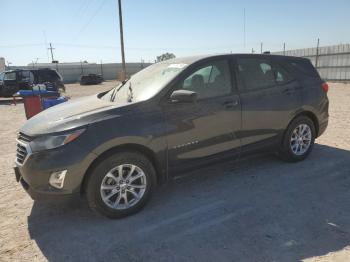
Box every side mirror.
[170,90,197,103]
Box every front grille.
[18,133,33,143]
[16,132,32,165]
[16,143,28,165]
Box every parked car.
[14,54,329,218]
[80,74,103,85]
[0,68,65,97]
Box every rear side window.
[288,59,319,78]
[35,70,60,83]
[19,71,34,83]
[237,58,275,90]
[274,63,294,84]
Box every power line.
[0,43,44,48]
[73,0,107,40]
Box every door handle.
[223,100,239,107]
[282,88,295,95]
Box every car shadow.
[28,144,350,261]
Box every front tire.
[279,116,316,162]
[86,151,156,219]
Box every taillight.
[322,82,329,93]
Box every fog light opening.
[49,170,67,189]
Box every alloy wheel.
[290,124,312,156]
[100,164,147,210]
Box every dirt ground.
[0,81,349,261]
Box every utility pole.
[283,43,286,55]
[117,0,126,81]
[315,38,320,69]
[80,61,84,75]
[260,42,263,54]
[48,43,55,63]
[243,8,246,49]
[100,60,103,77]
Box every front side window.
[237,58,275,90]
[0,72,4,81]
[180,60,232,99]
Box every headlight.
[30,129,86,152]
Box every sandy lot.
[0,81,349,261]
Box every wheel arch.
[281,111,319,146]
[80,143,166,194]
[292,111,319,137]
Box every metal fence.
[8,62,151,83]
[274,44,350,81]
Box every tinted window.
[274,63,293,84]
[237,58,275,90]
[4,72,16,81]
[20,71,34,82]
[289,59,319,78]
[181,60,232,99]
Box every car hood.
[20,95,123,136]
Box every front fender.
[85,106,168,180]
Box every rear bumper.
[318,118,328,137]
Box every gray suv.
[14,54,329,218]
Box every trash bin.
[42,96,68,110]
[17,90,60,119]
[23,95,42,119]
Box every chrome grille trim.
[18,133,33,143]
[15,139,32,166]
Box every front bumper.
[14,142,97,200]
[14,166,78,200]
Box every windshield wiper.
[127,82,133,102]
[110,78,129,102]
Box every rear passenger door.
[235,55,302,150]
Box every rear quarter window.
[287,59,320,79]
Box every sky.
[1,0,350,65]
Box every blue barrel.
[17,90,60,97]
[42,97,68,109]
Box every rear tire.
[86,151,156,219]
[279,116,316,162]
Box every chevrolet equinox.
[14,54,329,218]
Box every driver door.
[161,58,241,174]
